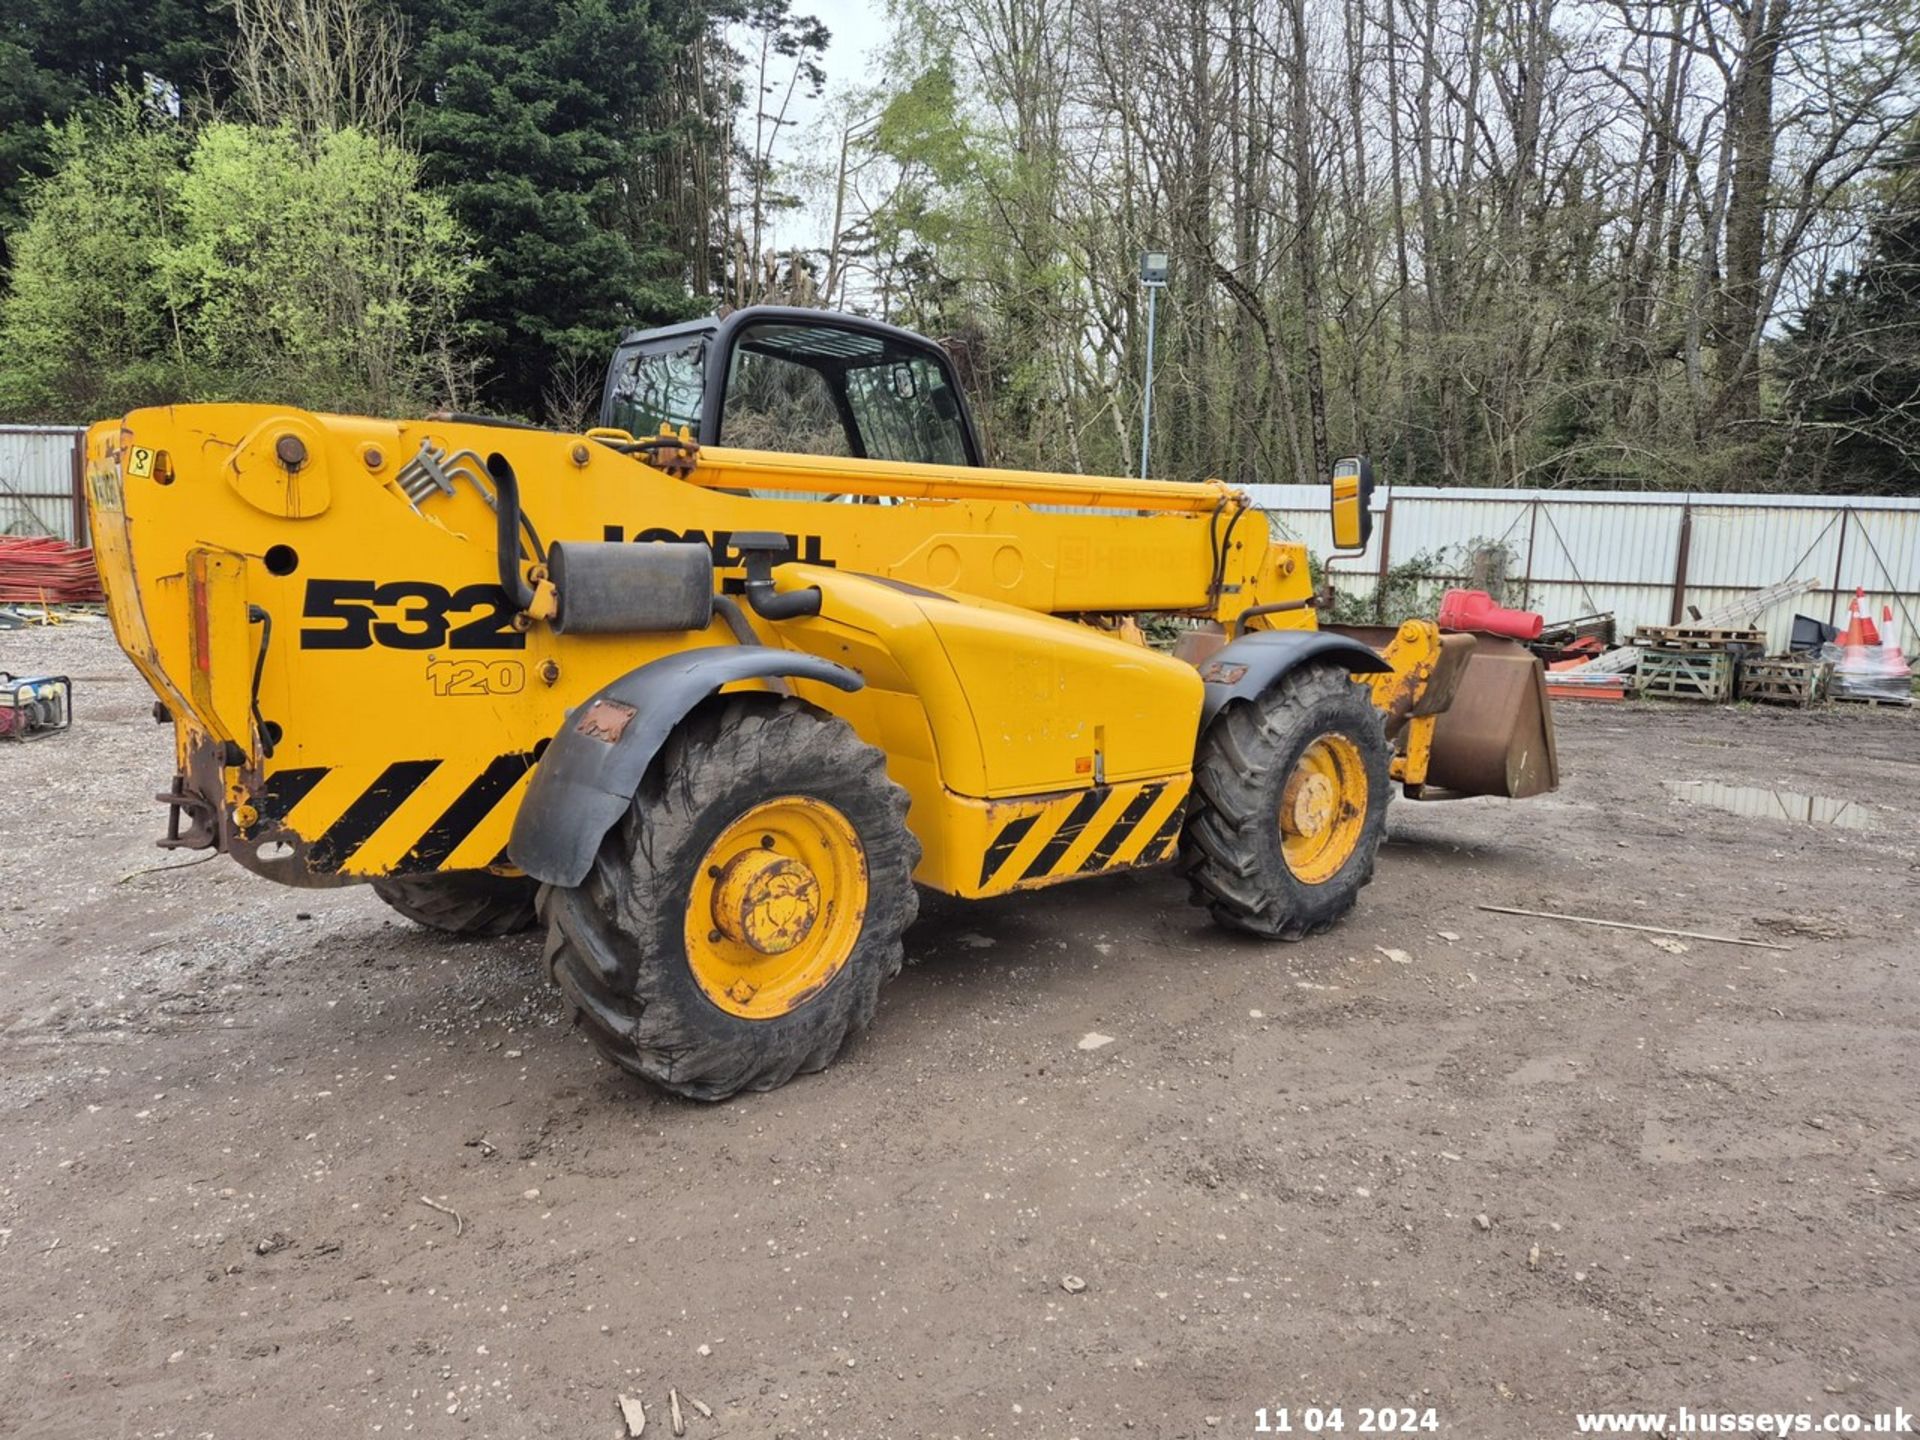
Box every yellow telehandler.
[87,307,1556,1099]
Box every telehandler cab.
[88,306,1556,1099]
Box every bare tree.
[811,0,1918,490]
[231,0,406,136]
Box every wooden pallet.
[1635,649,1733,702]
[1738,657,1830,708]
[1831,691,1915,708]
[1631,624,1766,652]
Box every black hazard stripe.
[307,759,442,872]
[405,749,540,871]
[978,781,1189,891]
[1141,800,1187,861]
[254,766,328,824]
[1015,787,1111,882]
[1076,783,1166,873]
[978,813,1040,888]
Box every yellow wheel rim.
[685,796,868,1020]
[1279,733,1369,885]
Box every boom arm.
[676,443,1235,513]
[600,433,1307,630]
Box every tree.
[164,122,471,413]
[804,0,1918,492]
[231,0,407,137]
[1777,145,1920,495]
[0,98,189,418]
[0,94,471,419]
[717,0,830,308]
[0,0,236,269]
[394,0,719,418]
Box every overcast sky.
[763,0,892,251]
[812,0,891,72]
[776,0,892,147]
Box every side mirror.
[1329,455,1375,552]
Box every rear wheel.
[1181,662,1391,939]
[541,696,919,1101]
[371,871,540,937]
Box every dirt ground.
[1,620,1916,1440]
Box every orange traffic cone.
[1836,588,1881,650]
[1881,605,1911,679]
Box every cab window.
[606,338,705,437]
[718,321,972,467]
[845,356,969,467]
[723,343,854,457]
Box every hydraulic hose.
[734,530,823,620]
[743,571,823,620]
[485,453,537,611]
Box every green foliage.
[834,22,1108,474]
[871,66,972,194]
[1308,548,1448,626]
[1313,533,1543,623]
[395,0,715,417]
[0,0,236,265]
[164,123,472,413]
[0,99,187,418]
[0,1,804,423]
[0,96,471,419]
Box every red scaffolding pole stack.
[0,535,105,604]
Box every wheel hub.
[1276,732,1370,885]
[711,848,821,955]
[684,796,869,1021]
[1283,771,1336,838]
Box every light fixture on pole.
[1138,250,1168,479]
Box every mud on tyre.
[541,695,919,1101]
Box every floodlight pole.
[1139,251,1168,479]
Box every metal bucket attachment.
[1416,638,1559,799]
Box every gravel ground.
[1,620,1916,1440]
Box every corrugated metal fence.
[1,423,1914,650]
[0,425,86,543]
[1248,484,1920,652]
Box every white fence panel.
[0,425,85,542]
[1245,483,1920,651]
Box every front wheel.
[1181,662,1391,939]
[541,696,920,1101]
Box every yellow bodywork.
[85,403,1441,900]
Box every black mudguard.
[1197,630,1392,725]
[509,646,864,888]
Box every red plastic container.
[1437,588,1543,641]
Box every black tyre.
[371,870,541,937]
[541,695,919,1101]
[1181,662,1392,939]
